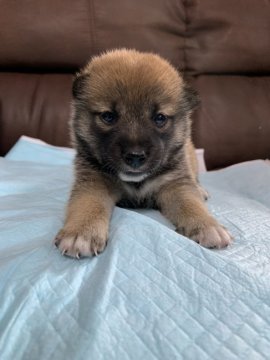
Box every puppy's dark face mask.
[72,53,198,183]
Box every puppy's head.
[72,49,198,182]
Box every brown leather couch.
[1,0,270,170]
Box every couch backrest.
[1,0,269,169]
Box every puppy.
[55,49,232,258]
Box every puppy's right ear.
[72,73,89,100]
[181,84,200,113]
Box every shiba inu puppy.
[55,49,232,258]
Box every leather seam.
[86,0,97,57]
[183,0,191,76]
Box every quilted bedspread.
[0,137,270,360]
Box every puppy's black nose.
[124,152,146,168]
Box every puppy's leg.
[186,139,209,201]
[157,182,232,248]
[55,176,116,258]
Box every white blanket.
[0,137,270,359]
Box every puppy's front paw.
[177,222,232,249]
[54,226,108,259]
[191,224,232,249]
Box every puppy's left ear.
[181,84,200,113]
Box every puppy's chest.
[117,182,158,210]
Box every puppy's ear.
[181,84,200,113]
[72,73,89,100]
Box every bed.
[1,137,270,359]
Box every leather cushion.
[192,75,270,169]
[0,0,186,71]
[186,0,270,75]
[0,73,72,155]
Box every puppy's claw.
[54,237,60,248]
[61,249,67,256]
[76,252,81,260]
[198,186,209,201]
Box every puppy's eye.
[153,113,168,128]
[100,111,117,125]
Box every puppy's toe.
[191,225,233,249]
[90,236,107,256]
[198,185,209,201]
[54,228,107,259]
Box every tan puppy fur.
[55,49,232,258]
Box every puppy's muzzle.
[123,151,146,169]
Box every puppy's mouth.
[118,171,149,183]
